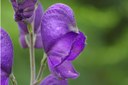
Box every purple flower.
[10,0,37,22]
[11,0,43,48]
[41,3,86,84]
[40,74,68,85]
[0,28,13,85]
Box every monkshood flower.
[10,0,37,22]
[41,3,86,84]
[10,0,43,48]
[0,28,13,85]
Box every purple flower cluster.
[1,1,86,85]
[0,28,13,85]
[40,3,86,85]
[11,0,43,48]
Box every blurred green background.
[1,0,128,85]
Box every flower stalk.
[34,53,47,85]
[28,24,36,85]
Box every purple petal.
[19,32,43,48]
[34,32,43,48]
[47,32,78,67]
[1,70,9,85]
[18,21,28,34]
[10,0,18,11]
[0,28,13,74]
[19,32,28,48]
[41,3,78,52]
[48,59,79,79]
[47,31,86,67]
[40,74,68,85]
[34,3,43,33]
[11,0,37,22]
[50,3,76,26]
[18,22,28,48]
[67,32,86,61]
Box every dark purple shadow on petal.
[48,58,79,79]
[40,74,68,85]
[47,32,78,67]
[1,28,13,74]
[67,32,86,61]
[55,61,79,79]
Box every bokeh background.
[1,0,128,85]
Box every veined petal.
[41,3,78,52]
[0,28,13,74]
[40,74,68,85]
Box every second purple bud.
[10,0,43,48]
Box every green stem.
[28,24,36,85]
[34,53,47,85]
[10,73,17,85]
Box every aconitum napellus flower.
[40,3,86,84]
[10,0,43,48]
[10,0,37,22]
[0,28,13,85]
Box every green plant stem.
[10,73,17,85]
[34,53,47,85]
[28,25,36,85]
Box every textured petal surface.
[48,58,79,79]
[0,28,13,74]
[50,3,76,26]
[41,3,78,52]
[40,74,68,85]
